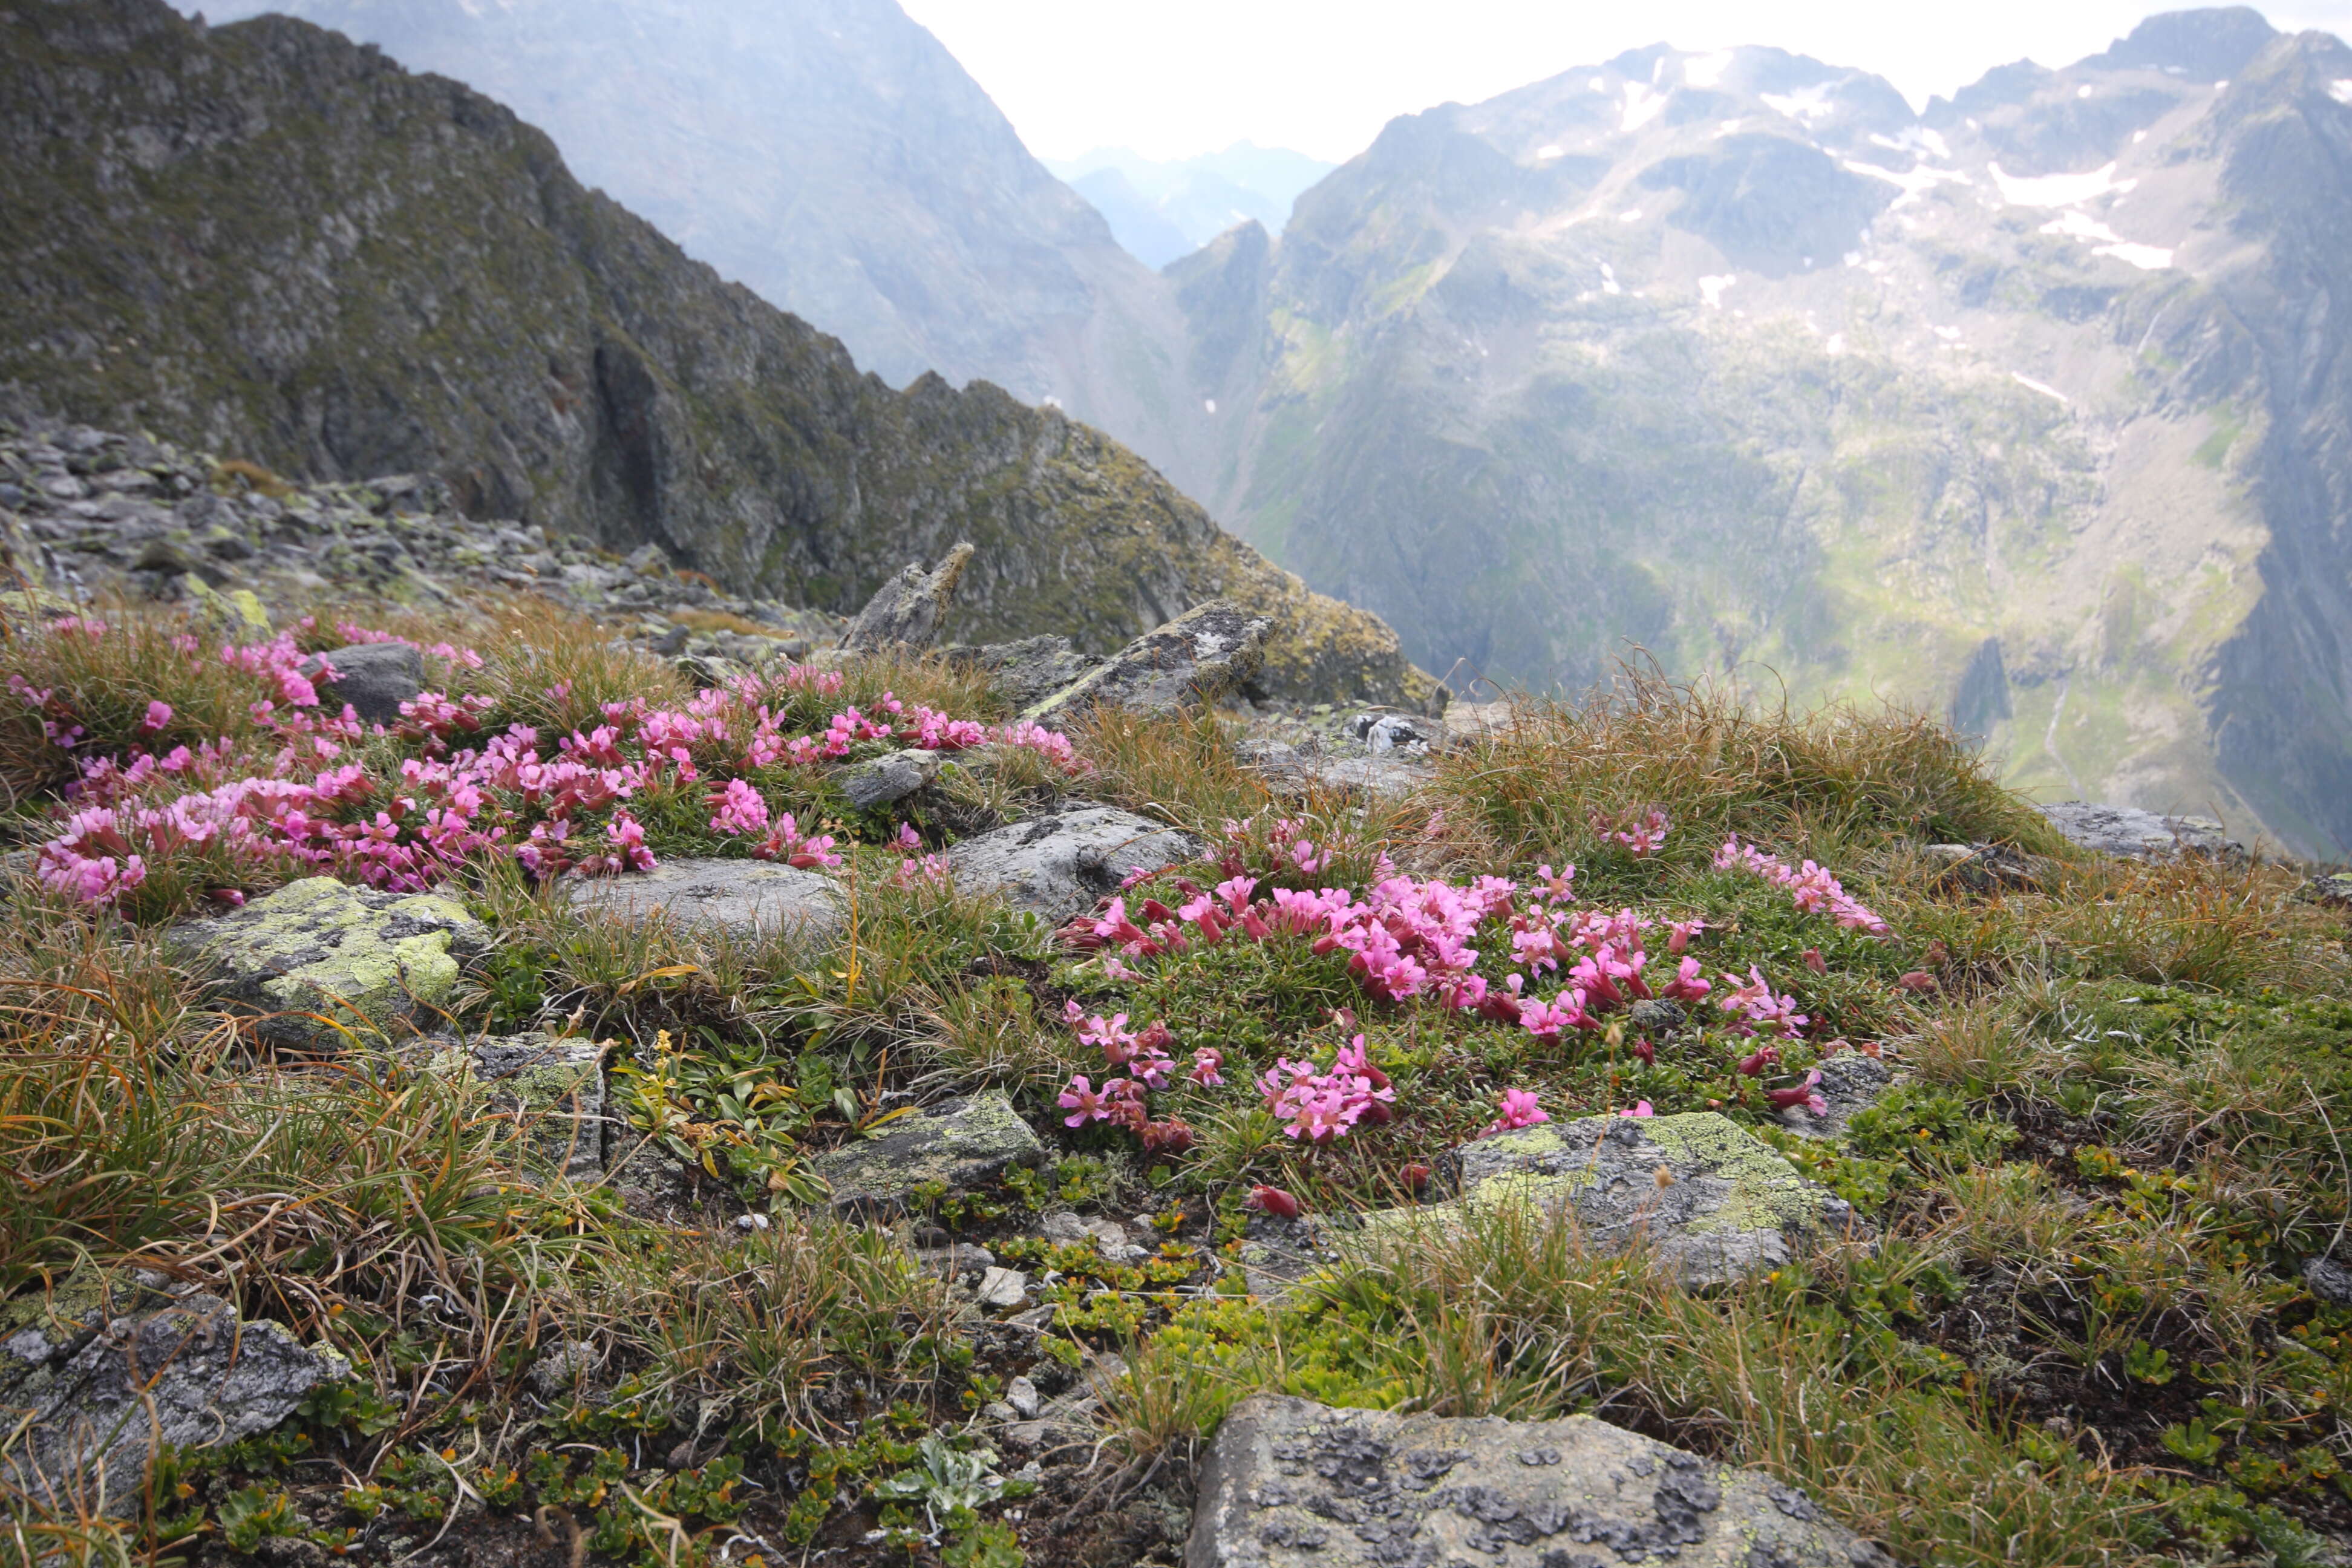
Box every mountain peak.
[2082,7,2278,80]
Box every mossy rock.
[812,1090,1045,1218]
[1366,1112,1854,1285]
[425,1033,607,1180]
[169,876,491,1051]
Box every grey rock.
[965,634,1104,710]
[1376,1112,1852,1285]
[304,641,426,725]
[1625,998,1687,1035]
[429,1034,606,1179]
[947,804,1203,924]
[169,876,491,1051]
[1923,841,2045,890]
[913,1243,997,1279]
[1025,599,1273,727]
[564,858,844,942]
[1007,1374,1041,1419]
[1188,1395,1892,1568]
[1305,754,1433,802]
[1781,1051,1894,1140]
[1,1275,341,1515]
[838,748,942,809]
[1351,711,1439,754]
[2305,873,2352,909]
[527,1339,601,1400]
[843,542,974,652]
[2305,1256,2352,1307]
[2038,803,2246,862]
[976,1267,1030,1309]
[812,1089,1045,1217]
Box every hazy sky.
[898,0,2352,163]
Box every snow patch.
[1685,50,1734,88]
[1845,159,1972,200]
[1203,399,1217,415]
[1589,76,1608,92]
[1537,144,1566,160]
[1988,161,2135,207]
[1699,275,1736,309]
[1761,83,1836,124]
[1870,127,1953,161]
[2096,241,2174,270]
[1618,208,1644,223]
[2040,209,2174,270]
[2133,129,2149,143]
[1040,396,1063,410]
[2041,210,2122,244]
[1934,325,1962,342]
[2011,373,2070,404]
[2077,84,2095,99]
[2331,80,2352,105]
[1601,263,1622,296]
[1621,82,1667,134]
[1825,333,1846,356]
[1714,120,1744,137]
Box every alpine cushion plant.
[10,613,1083,920]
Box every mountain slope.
[1051,144,1338,267]
[0,0,1430,704]
[188,0,1206,474]
[1175,8,2352,854]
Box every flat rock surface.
[1025,599,1272,727]
[947,805,1204,924]
[965,634,1103,710]
[566,858,843,941]
[1388,1112,1852,1285]
[1189,1394,1892,1568]
[169,875,489,1050]
[814,1089,1045,1215]
[2039,802,2244,861]
[1,1275,340,1514]
[1780,1052,1893,1140]
[838,748,941,809]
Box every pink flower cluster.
[1258,1035,1396,1142]
[1478,1087,1549,1138]
[1593,808,1671,856]
[1713,836,1888,935]
[1719,965,1809,1037]
[1056,1004,1219,1154]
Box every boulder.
[2304,873,2352,909]
[1383,1112,1852,1285]
[1,1274,341,1515]
[428,1034,606,1179]
[812,1089,1045,1217]
[1780,1051,1894,1140]
[1024,600,1273,728]
[841,542,975,652]
[302,641,425,724]
[2038,802,2245,861]
[963,634,1103,710]
[565,859,843,942]
[947,805,1204,924]
[170,876,490,1050]
[838,748,942,810]
[2304,1255,2352,1308]
[1188,1395,1893,1568]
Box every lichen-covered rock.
[960,634,1103,710]
[428,1034,606,1179]
[1189,1395,1893,1568]
[169,876,490,1050]
[1024,600,1273,728]
[841,543,974,652]
[1,1273,342,1515]
[2038,802,2246,861]
[2304,873,2352,909]
[947,805,1204,924]
[565,860,843,941]
[812,1089,1045,1217]
[1381,1112,1852,1285]
[838,748,942,810]
[1781,1052,1893,1140]
[304,641,425,724]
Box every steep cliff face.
[1174,8,2352,854]
[0,0,1429,704]
[186,0,1212,488]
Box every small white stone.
[976,1267,1029,1308]
[1007,1375,1041,1419]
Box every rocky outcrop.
[0,0,1432,710]
[843,544,975,653]
[305,642,425,725]
[1025,600,1272,727]
[1,1273,340,1515]
[169,876,491,1050]
[2038,802,2246,861]
[1189,1395,1895,1567]
[426,1033,607,1180]
[946,806,1204,925]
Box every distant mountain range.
[151,1,2352,854]
[1047,145,1337,268]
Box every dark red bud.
[1246,1185,1300,1219]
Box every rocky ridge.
[0,0,1434,711]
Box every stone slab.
[565,858,844,941]
[812,1089,1045,1216]
[2038,802,2244,861]
[947,805,1204,924]
[1189,1395,1893,1568]
[1024,599,1272,728]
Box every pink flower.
[706,778,770,836]
[1478,1088,1549,1138]
[140,700,173,734]
[1246,1185,1301,1219]
[1767,1069,1829,1118]
[1058,1074,1122,1127]
[1618,1100,1655,1119]
[1665,917,1707,955]
[1187,1048,1226,1087]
